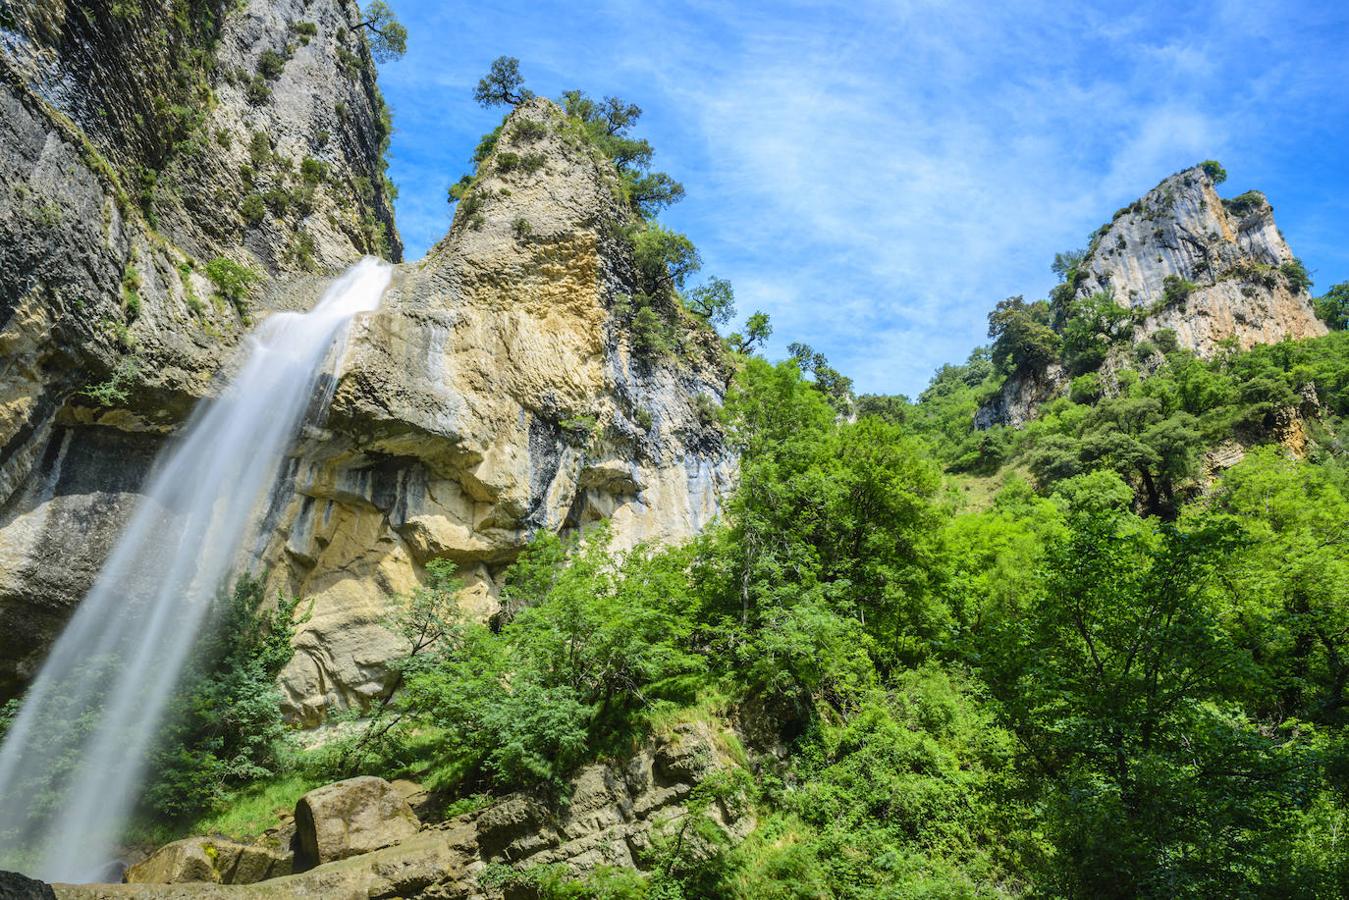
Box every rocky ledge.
[47,721,750,899]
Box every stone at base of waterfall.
[293,776,421,870]
[0,869,56,899]
[122,838,290,885]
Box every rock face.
[262,98,735,724]
[52,721,749,899]
[0,11,734,716]
[977,164,1327,427]
[0,868,57,900]
[0,0,398,697]
[293,776,421,869]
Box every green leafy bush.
[204,257,259,316]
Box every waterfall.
[0,257,392,882]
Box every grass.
[189,773,324,841]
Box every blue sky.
[375,0,1349,397]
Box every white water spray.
[0,257,391,882]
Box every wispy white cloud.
[380,0,1349,395]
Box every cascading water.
[0,257,391,882]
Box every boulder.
[0,869,56,900]
[123,837,290,885]
[293,776,421,870]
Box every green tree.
[988,295,1059,374]
[1314,281,1349,330]
[474,56,532,107]
[356,1,408,63]
[685,276,735,326]
[985,482,1315,895]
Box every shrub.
[1152,327,1180,353]
[245,75,271,105]
[121,264,142,320]
[1161,274,1196,307]
[241,193,266,225]
[1200,159,1227,183]
[511,217,532,241]
[1222,190,1265,218]
[511,118,548,142]
[1069,372,1103,404]
[143,577,305,822]
[300,157,328,184]
[1313,282,1348,330]
[1280,257,1312,293]
[204,257,259,315]
[256,49,286,80]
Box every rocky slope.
[976,164,1327,427]
[0,9,733,715]
[50,721,750,898]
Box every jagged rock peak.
[1073,163,1325,355]
[975,164,1327,429]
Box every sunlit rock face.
[976,165,1327,428]
[0,0,735,727]
[260,99,736,724]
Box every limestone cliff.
[0,10,733,717]
[256,99,735,725]
[976,164,1327,427]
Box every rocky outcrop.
[53,722,750,899]
[0,26,734,715]
[261,98,735,723]
[293,776,420,869]
[0,868,57,899]
[977,164,1327,427]
[124,839,289,887]
[1077,165,1324,352]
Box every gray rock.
[0,869,56,900]
[293,776,421,870]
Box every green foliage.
[556,88,685,218]
[204,256,259,316]
[81,356,142,407]
[120,263,142,320]
[988,295,1059,374]
[631,223,701,294]
[357,1,407,63]
[1161,273,1196,307]
[727,310,772,355]
[241,192,265,225]
[1282,256,1313,293]
[1315,281,1349,330]
[787,342,854,412]
[255,48,286,81]
[1059,289,1134,374]
[371,533,706,794]
[1200,159,1228,183]
[138,340,1349,896]
[474,56,532,107]
[142,577,305,822]
[684,276,735,326]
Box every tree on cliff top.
[355,1,408,63]
[475,56,533,107]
